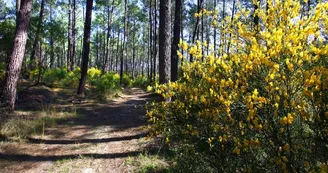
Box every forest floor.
[0,85,164,173]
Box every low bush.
[148,1,328,172]
[36,66,149,97]
[43,68,69,86]
[133,75,151,88]
[59,68,81,89]
[92,72,120,94]
[122,74,133,88]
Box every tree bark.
[16,0,21,25]
[201,1,204,59]
[37,37,43,83]
[159,0,171,84]
[132,21,136,78]
[149,0,153,80]
[140,45,144,77]
[214,0,217,52]
[180,0,184,60]
[120,0,128,84]
[109,28,115,71]
[171,0,181,82]
[50,4,55,68]
[79,36,83,67]
[190,0,202,62]
[77,0,93,96]
[125,15,130,75]
[59,42,63,68]
[221,0,226,54]
[254,0,259,27]
[104,0,115,73]
[2,0,32,112]
[115,29,120,72]
[99,31,103,68]
[62,39,66,67]
[153,0,157,82]
[71,0,77,71]
[30,0,45,69]
[67,0,72,72]
[95,28,99,68]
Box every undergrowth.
[31,67,151,98]
[0,106,77,138]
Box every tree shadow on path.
[0,88,162,172]
[25,133,147,144]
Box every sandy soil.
[0,87,158,173]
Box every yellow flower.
[189,46,196,55]
[213,20,217,26]
[203,41,208,47]
[194,13,199,18]
[182,42,188,51]
[177,50,183,59]
[203,9,207,14]
[253,89,259,97]
[147,86,153,92]
[165,137,169,144]
[178,38,182,47]
[274,64,280,70]
[287,113,294,124]
[200,95,206,103]
[320,163,328,173]
[233,148,241,155]
[280,116,288,125]
[274,103,279,109]
[218,136,223,142]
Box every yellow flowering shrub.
[148,0,328,172]
[87,67,102,79]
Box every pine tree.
[2,0,33,112]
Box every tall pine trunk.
[171,0,181,82]
[62,39,66,67]
[16,0,21,24]
[30,0,45,69]
[120,0,127,84]
[50,4,55,68]
[67,0,72,72]
[77,0,93,96]
[95,29,99,67]
[71,0,77,71]
[214,0,217,52]
[180,0,184,61]
[149,0,153,80]
[153,0,157,82]
[159,0,171,84]
[2,0,32,112]
[104,6,110,72]
[115,29,120,72]
[190,0,202,62]
[109,29,114,71]
[132,22,136,78]
[221,0,226,54]
[104,0,115,73]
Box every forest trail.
[0,88,158,173]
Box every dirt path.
[0,88,157,173]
